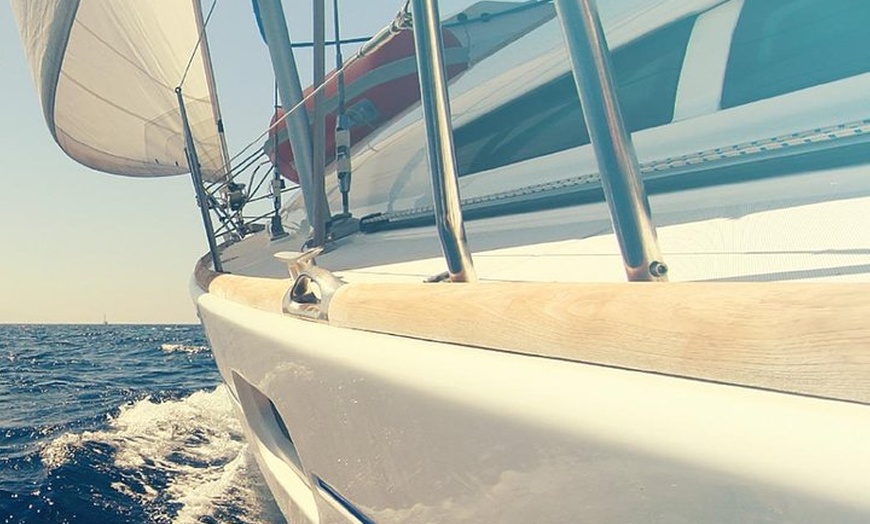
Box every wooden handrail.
[194,254,289,314]
[329,281,870,404]
[194,255,870,404]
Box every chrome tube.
[410,0,476,282]
[357,7,411,58]
[311,0,328,247]
[176,87,223,273]
[358,24,395,58]
[252,0,316,229]
[332,0,345,114]
[554,0,667,281]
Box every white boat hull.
[195,284,870,524]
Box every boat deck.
[220,163,870,285]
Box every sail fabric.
[10,0,226,180]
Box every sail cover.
[10,0,227,180]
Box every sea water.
[0,324,286,524]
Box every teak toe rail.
[195,260,870,405]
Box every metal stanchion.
[554,0,667,281]
[410,0,477,282]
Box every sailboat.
[10,0,870,522]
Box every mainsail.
[10,0,228,181]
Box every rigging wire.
[196,0,556,181]
[270,80,282,182]
[220,60,351,176]
[208,147,265,191]
[191,0,559,241]
[248,164,274,199]
[216,0,421,178]
[247,162,264,195]
[290,36,370,48]
[179,0,219,88]
[333,0,346,115]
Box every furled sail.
[10,0,228,180]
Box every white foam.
[40,385,279,523]
[159,343,211,354]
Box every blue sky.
[0,1,469,324]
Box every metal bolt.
[649,261,668,278]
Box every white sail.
[10,0,227,180]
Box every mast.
[252,0,317,230]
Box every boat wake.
[159,343,211,354]
[36,386,284,524]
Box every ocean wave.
[159,343,211,354]
[39,385,281,524]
